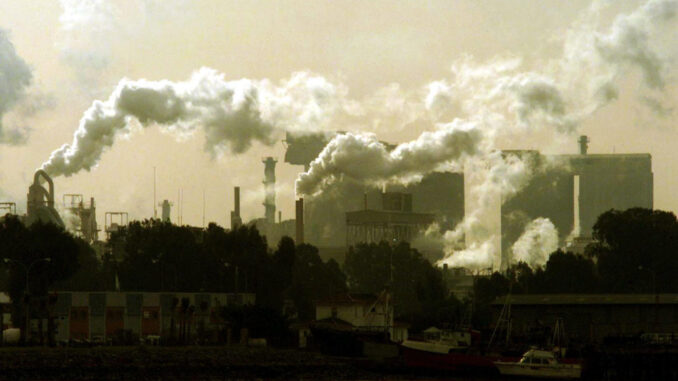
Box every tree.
[472,271,510,329]
[114,220,203,291]
[288,244,347,320]
[344,242,453,329]
[538,250,597,293]
[0,216,81,343]
[591,208,678,293]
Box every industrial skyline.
[0,0,676,271]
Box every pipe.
[295,198,304,244]
[33,170,54,207]
[234,186,240,217]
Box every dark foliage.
[344,241,460,330]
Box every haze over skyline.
[0,0,676,266]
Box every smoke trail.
[510,217,559,268]
[57,0,193,95]
[296,120,481,196]
[435,151,549,269]
[57,0,115,94]
[0,29,33,144]
[562,0,678,114]
[41,68,352,177]
[296,0,678,270]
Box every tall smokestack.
[296,198,304,244]
[161,200,172,222]
[263,157,277,224]
[578,135,589,155]
[231,186,242,229]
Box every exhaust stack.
[296,198,304,244]
[231,186,242,228]
[263,157,277,223]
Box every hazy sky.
[0,0,676,235]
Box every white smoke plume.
[436,151,547,270]
[41,68,354,177]
[296,120,481,196]
[0,28,33,144]
[57,0,194,95]
[57,0,116,95]
[562,0,678,114]
[510,217,559,268]
[297,0,678,271]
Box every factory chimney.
[295,198,304,244]
[262,157,277,224]
[578,135,590,155]
[231,186,242,229]
[160,200,172,222]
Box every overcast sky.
[0,0,676,233]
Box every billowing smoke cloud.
[510,217,559,268]
[0,29,33,144]
[436,152,555,269]
[42,68,353,177]
[297,0,678,271]
[563,0,677,114]
[296,120,481,196]
[57,0,115,94]
[57,0,194,95]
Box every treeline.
[4,207,676,334]
[473,208,678,327]
[0,216,459,330]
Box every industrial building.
[492,294,678,344]
[46,291,255,343]
[500,136,653,269]
[25,170,64,228]
[346,192,435,246]
[63,194,99,244]
[284,132,464,259]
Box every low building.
[491,294,678,344]
[49,291,255,343]
[346,192,434,247]
[315,292,408,342]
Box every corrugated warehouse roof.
[491,294,678,306]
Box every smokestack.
[578,135,589,155]
[263,157,277,223]
[296,198,304,244]
[231,186,242,229]
[161,200,171,222]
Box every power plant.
[26,170,64,228]
[63,194,99,243]
[0,134,656,272]
[262,157,277,224]
[500,136,653,270]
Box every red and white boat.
[401,329,504,372]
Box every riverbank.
[0,346,406,380]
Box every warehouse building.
[491,294,678,344]
[49,291,255,343]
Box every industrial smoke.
[42,68,352,177]
[510,217,559,268]
[296,0,678,270]
[0,28,33,144]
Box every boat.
[400,329,502,372]
[494,348,582,379]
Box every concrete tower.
[263,157,277,223]
[160,199,172,222]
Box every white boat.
[494,349,582,379]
